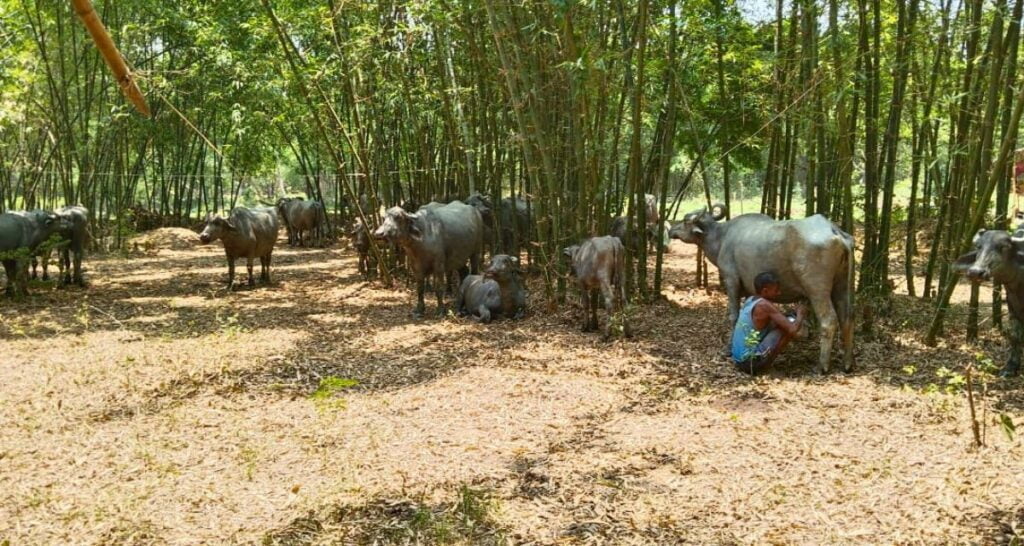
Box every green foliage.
[998,413,1016,442]
[309,376,359,413]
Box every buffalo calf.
[564,236,631,339]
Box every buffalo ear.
[691,226,704,236]
[953,251,978,270]
[408,221,422,239]
[510,256,519,265]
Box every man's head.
[754,271,781,300]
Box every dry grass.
[1,234,1023,545]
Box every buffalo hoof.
[412,308,425,319]
[1000,363,1021,378]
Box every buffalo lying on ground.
[374,201,483,317]
[670,205,854,373]
[199,207,279,291]
[955,227,1024,377]
[456,254,527,322]
[0,210,69,297]
[564,235,631,339]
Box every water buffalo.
[456,254,527,322]
[670,205,854,373]
[0,210,69,297]
[276,198,326,247]
[199,207,279,291]
[31,205,90,286]
[955,227,1024,376]
[464,192,531,257]
[564,236,631,339]
[374,201,483,317]
[349,219,375,279]
[609,216,671,253]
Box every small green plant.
[309,376,359,413]
[216,312,248,338]
[239,445,259,481]
[974,352,999,375]
[75,301,91,329]
[999,413,1017,442]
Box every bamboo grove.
[1,0,1023,339]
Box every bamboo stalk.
[71,0,149,117]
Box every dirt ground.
[2,229,1024,545]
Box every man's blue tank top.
[731,296,766,362]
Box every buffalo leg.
[470,251,481,275]
[1004,316,1024,377]
[833,288,854,372]
[810,297,839,374]
[260,255,270,283]
[477,305,492,324]
[227,257,237,291]
[414,275,426,318]
[72,248,83,286]
[578,288,590,331]
[618,276,632,338]
[246,257,256,287]
[59,248,70,285]
[600,281,616,340]
[2,259,16,297]
[434,272,446,317]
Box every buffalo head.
[374,206,421,241]
[562,245,580,276]
[668,203,727,243]
[464,192,494,225]
[484,254,520,281]
[955,228,1024,282]
[199,213,236,244]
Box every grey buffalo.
[32,205,90,286]
[456,254,527,322]
[465,192,531,257]
[0,210,69,297]
[564,235,631,339]
[670,205,854,373]
[609,216,671,253]
[374,201,484,317]
[955,227,1024,376]
[276,198,326,247]
[349,219,375,279]
[199,207,279,291]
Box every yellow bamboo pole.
[71,0,150,117]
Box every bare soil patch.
[1,235,1023,544]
